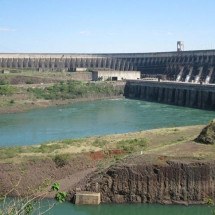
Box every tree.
[0,178,67,215]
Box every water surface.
[39,201,211,215]
[1,99,215,146]
[1,99,215,214]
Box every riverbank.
[1,124,215,205]
[0,94,124,114]
[0,77,125,114]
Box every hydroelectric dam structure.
[1,49,215,83]
[1,49,215,110]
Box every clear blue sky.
[0,0,215,53]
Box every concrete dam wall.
[124,80,215,110]
[1,49,215,83]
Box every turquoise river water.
[1,98,215,214]
[1,98,215,147]
[40,201,212,215]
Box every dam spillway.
[1,49,215,83]
[1,50,215,110]
[124,80,215,110]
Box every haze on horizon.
[0,0,215,53]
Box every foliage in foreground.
[205,197,215,215]
[0,180,67,215]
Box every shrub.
[25,80,34,84]
[0,182,67,215]
[53,154,69,167]
[28,81,122,100]
[55,192,67,203]
[0,85,16,95]
[9,99,15,104]
[0,79,9,85]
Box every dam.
[124,80,215,110]
[1,50,215,110]
[1,49,215,84]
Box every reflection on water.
[1,99,215,146]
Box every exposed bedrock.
[83,156,215,204]
[195,120,215,144]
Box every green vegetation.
[0,79,9,85]
[32,143,64,153]
[0,73,124,114]
[25,79,34,84]
[0,137,146,161]
[52,182,68,203]
[195,120,215,145]
[52,154,70,167]
[28,80,123,100]
[61,139,81,145]
[0,85,16,95]
[91,139,109,148]
[205,197,215,215]
[0,125,212,163]
[55,192,67,203]
[0,182,67,215]
[0,146,25,159]
[51,182,60,191]
[0,143,65,160]
[116,138,147,153]
[9,99,15,104]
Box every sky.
[0,0,215,53]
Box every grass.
[0,142,65,160]
[0,146,27,159]
[0,70,89,87]
[91,139,109,148]
[116,138,148,153]
[0,79,9,85]
[0,125,213,163]
[0,85,16,95]
[61,139,82,145]
[31,143,64,153]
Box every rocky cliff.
[83,155,215,204]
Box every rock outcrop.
[82,155,215,204]
[195,120,215,144]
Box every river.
[38,200,211,215]
[1,98,215,214]
[1,99,215,146]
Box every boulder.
[195,120,215,144]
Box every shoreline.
[1,85,215,206]
[0,124,215,206]
[0,95,124,114]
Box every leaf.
[51,182,60,191]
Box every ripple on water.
[1,99,215,146]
